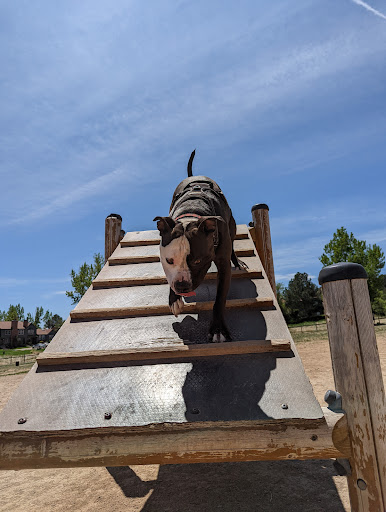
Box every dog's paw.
[170,297,184,317]
[208,321,231,343]
[208,331,227,343]
[235,258,249,270]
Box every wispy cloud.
[1,2,386,226]
[350,0,386,20]
[7,167,128,225]
[42,290,67,299]
[0,277,70,287]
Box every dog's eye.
[194,258,201,265]
[166,258,174,265]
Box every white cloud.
[350,0,386,20]
[0,277,70,287]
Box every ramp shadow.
[106,460,346,512]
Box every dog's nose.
[174,280,192,294]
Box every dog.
[154,150,246,342]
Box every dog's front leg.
[169,288,184,317]
[209,256,232,342]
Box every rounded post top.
[318,262,367,285]
[106,213,122,221]
[251,203,269,212]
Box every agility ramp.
[0,209,384,511]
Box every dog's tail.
[187,149,195,177]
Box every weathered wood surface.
[322,278,386,512]
[0,409,349,470]
[120,225,250,247]
[251,206,276,297]
[46,308,291,353]
[0,350,323,434]
[105,215,123,262]
[109,237,255,265]
[37,339,291,367]
[73,276,270,311]
[0,224,326,469]
[351,278,386,497]
[70,297,274,321]
[95,257,260,284]
[92,269,262,289]
[109,247,255,266]
[120,228,249,247]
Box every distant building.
[0,321,56,348]
[36,328,56,342]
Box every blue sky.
[1,0,386,320]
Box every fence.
[0,353,37,376]
[289,316,386,333]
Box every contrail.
[351,0,386,20]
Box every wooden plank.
[92,269,262,289]
[108,248,255,266]
[120,230,249,247]
[119,225,250,247]
[0,409,350,470]
[351,279,386,504]
[105,214,123,262]
[322,278,385,511]
[70,297,274,321]
[251,205,276,297]
[0,348,324,432]
[37,339,291,367]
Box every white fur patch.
[209,332,226,343]
[160,235,191,292]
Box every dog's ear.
[197,216,225,234]
[153,216,176,235]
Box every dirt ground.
[0,334,385,512]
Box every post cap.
[251,203,269,212]
[106,213,122,221]
[318,262,367,285]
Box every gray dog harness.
[170,180,225,248]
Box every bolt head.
[17,418,27,424]
[281,404,288,410]
[357,479,367,490]
[191,408,200,415]
[104,412,112,420]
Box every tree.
[1,304,24,321]
[276,282,290,322]
[34,306,44,328]
[43,310,64,329]
[283,272,323,324]
[66,253,104,304]
[320,227,385,304]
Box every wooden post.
[105,214,123,263]
[319,263,386,512]
[250,204,276,297]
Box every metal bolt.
[357,479,367,490]
[104,412,112,420]
[17,418,27,424]
[281,404,288,410]
[191,408,200,415]
[324,390,343,413]
[311,435,318,441]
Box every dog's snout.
[174,280,192,294]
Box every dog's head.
[153,216,223,295]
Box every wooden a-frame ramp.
[0,206,385,512]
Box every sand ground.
[0,334,385,512]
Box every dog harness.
[170,180,227,248]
